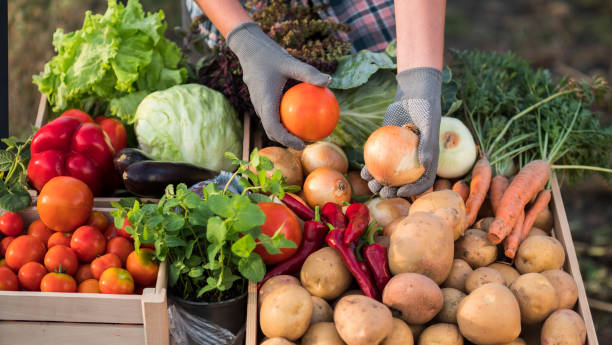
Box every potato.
[332,289,363,309]
[487,263,520,287]
[419,323,463,345]
[256,147,303,186]
[258,275,300,308]
[374,235,390,249]
[515,236,565,273]
[465,267,505,293]
[382,273,443,324]
[301,322,346,345]
[260,338,297,345]
[443,259,473,292]
[501,338,526,345]
[473,217,494,232]
[388,212,454,284]
[301,247,352,300]
[541,309,586,345]
[454,229,498,268]
[533,206,553,232]
[310,296,333,324]
[527,227,548,237]
[509,273,558,324]
[334,295,393,345]
[383,217,405,238]
[431,208,463,241]
[457,283,521,345]
[437,288,466,323]
[381,318,414,345]
[542,269,578,310]
[366,198,411,227]
[409,190,467,239]
[260,285,313,340]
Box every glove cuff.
[396,67,442,100]
[226,21,277,59]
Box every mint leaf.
[234,202,266,232]
[248,193,271,203]
[256,233,282,255]
[208,194,234,218]
[238,254,265,282]
[0,151,13,172]
[169,261,181,286]
[231,234,256,258]
[206,217,226,244]
[183,192,202,209]
[165,213,185,232]
[188,267,204,278]
[166,236,187,247]
[0,184,31,212]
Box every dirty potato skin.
[301,322,346,345]
[515,236,565,274]
[258,275,300,308]
[541,309,586,345]
[437,288,466,323]
[510,273,559,324]
[465,267,505,293]
[310,296,334,324]
[409,190,467,239]
[334,295,393,345]
[260,285,313,340]
[301,247,352,300]
[541,269,578,310]
[454,229,498,268]
[381,318,414,345]
[442,259,473,292]
[419,323,463,345]
[487,263,520,287]
[382,273,443,325]
[259,338,297,345]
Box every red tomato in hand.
[126,249,158,286]
[254,202,302,265]
[90,253,122,279]
[95,116,127,152]
[5,235,45,271]
[86,211,109,231]
[99,267,134,294]
[18,262,47,291]
[0,236,15,256]
[40,272,77,292]
[37,176,93,232]
[0,212,23,236]
[60,109,93,123]
[0,267,18,291]
[44,245,78,275]
[48,232,72,248]
[106,237,134,265]
[27,220,54,247]
[280,83,339,142]
[70,226,106,262]
[75,264,94,283]
[78,278,100,293]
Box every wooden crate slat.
[142,288,169,345]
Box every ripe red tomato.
[40,272,77,292]
[70,226,106,262]
[18,262,47,291]
[254,202,302,265]
[103,224,119,241]
[280,83,339,142]
[86,211,109,231]
[5,235,46,271]
[106,237,134,264]
[126,249,158,286]
[27,220,54,248]
[0,212,24,236]
[90,253,122,279]
[0,259,8,269]
[0,267,18,291]
[0,236,15,256]
[47,232,72,248]
[44,245,78,275]
[75,264,94,283]
[37,176,93,232]
[60,109,94,123]
[116,217,132,239]
[78,278,100,293]
[95,116,127,152]
[99,267,134,294]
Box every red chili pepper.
[321,202,346,228]
[362,226,391,292]
[326,229,379,300]
[257,207,326,289]
[343,203,370,244]
[281,194,315,221]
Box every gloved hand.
[361,67,442,198]
[227,22,331,150]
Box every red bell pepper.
[343,203,370,244]
[95,116,127,153]
[28,114,116,195]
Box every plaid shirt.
[185,0,396,52]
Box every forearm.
[194,0,252,37]
[394,0,446,72]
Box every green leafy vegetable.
[328,50,395,89]
[0,136,33,211]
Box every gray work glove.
[361,67,442,198]
[227,22,331,150]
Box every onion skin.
[437,117,477,179]
[366,197,411,227]
[254,147,303,186]
[364,126,424,187]
[301,141,348,175]
[303,168,352,208]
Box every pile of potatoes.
[257,191,587,345]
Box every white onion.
[437,117,477,179]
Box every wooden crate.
[0,207,169,345]
[244,174,599,345]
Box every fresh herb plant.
[0,136,33,211]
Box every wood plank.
[550,175,598,345]
[35,94,47,128]
[142,288,169,345]
[245,281,258,345]
[0,321,144,345]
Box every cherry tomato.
[44,245,78,275]
[78,278,100,293]
[40,272,77,292]
[116,217,132,239]
[60,109,94,123]
[99,267,134,294]
[70,226,106,262]
[27,220,54,248]
[106,237,134,265]
[37,176,93,232]
[18,262,47,291]
[0,267,18,291]
[280,83,339,142]
[75,264,94,283]
[86,211,109,231]
[103,224,119,241]
[90,253,122,279]
[5,235,46,271]
[47,232,72,248]
[0,212,24,236]
[126,249,158,286]
[0,259,8,269]
[95,116,127,153]
[254,202,302,265]
[0,236,15,256]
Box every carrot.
[503,210,525,259]
[465,158,492,229]
[433,179,451,191]
[520,189,552,242]
[488,160,551,244]
[489,175,509,215]
[452,180,469,202]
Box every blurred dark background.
[7,0,612,339]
